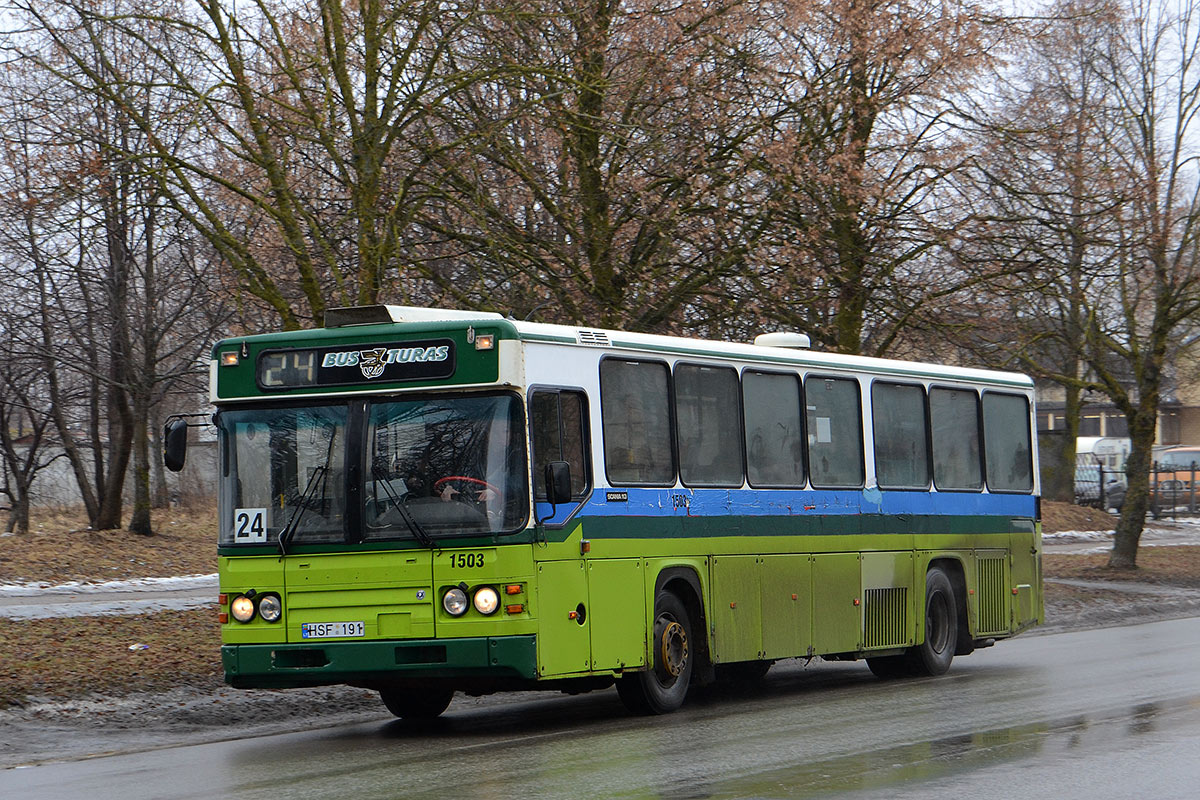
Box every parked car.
[1149,446,1200,515]
[1155,445,1200,471]
[1074,465,1126,511]
[1150,478,1194,513]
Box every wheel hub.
[659,619,689,677]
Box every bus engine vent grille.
[976,556,1008,635]
[576,329,612,347]
[864,587,908,648]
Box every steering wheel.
[433,475,500,498]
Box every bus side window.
[600,360,675,485]
[531,390,590,499]
[805,376,865,488]
[930,387,983,490]
[675,364,743,487]
[872,382,931,489]
[982,393,1033,492]
[743,371,804,487]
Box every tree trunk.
[152,413,169,509]
[7,493,30,535]
[1110,404,1156,569]
[1047,383,1082,503]
[129,408,153,535]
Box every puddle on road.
[662,697,1200,800]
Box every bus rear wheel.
[867,567,957,680]
[380,686,454,720]
[912,567,957,676]
[617,591,693,715]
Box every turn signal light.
[504,584,523,595]
[505,604,524,615]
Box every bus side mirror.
[545,461,572,505]
[163,417,188,472]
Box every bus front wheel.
[380,686,454,720]
[617,591,693,714]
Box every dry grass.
[0,502,217,584]
[1040,500,1116,534]
[1043,546,1200,588]
[1,501,1198,705]
[0,611,223,704]
[1,504,221,706]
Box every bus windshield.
[218,405,348,546]
[217,394,528,546]
[365,394,527,538]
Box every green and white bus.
[166,305,1042,718]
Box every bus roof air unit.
[324,305,505,327]
[753,332,812,349]
[577,330,612,347]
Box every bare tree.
[0,319,59,534]
[9,0,486,329]
[1,16,228,533]
[737,0,1001,355]
[963,0,1200,567]
[951,0,1127,501]
[419,0,771,331]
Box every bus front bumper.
[222,635,537,689]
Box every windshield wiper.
[279,464,327,556]
[372,465,437,549]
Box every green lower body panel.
[223,635,537,689]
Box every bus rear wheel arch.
[867,565,958,680]
[617,590,694,714]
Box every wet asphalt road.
[4,616,1199,799]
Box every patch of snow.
[1043,530,1114,541]
[0,573,217,597]
[0,574,219,620]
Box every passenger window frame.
[674,361,746,489]
[599,357,678,487]
[742,368,807,489]
[870,380,933,491]
[527,386,593,502]
[803,373,866,490]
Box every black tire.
[910,567,957,676]
[617,591,694,715]
[716,659,773,683]
[865,654,912,680]
[380,686,454,720]
[867,567,957,680]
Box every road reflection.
[5,619,1200,800]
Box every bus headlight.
[473,586,499,615]
[258,594,283,623]
[443,588,468,616]
[230,594,256,623]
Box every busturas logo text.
[322,345,451,379]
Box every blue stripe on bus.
[535,487,1036,526]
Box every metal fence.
[1076,460,1200,518]
[1148,461,1200,519]
[1074,462,1124,512]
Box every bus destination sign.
[258,339,456,388]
